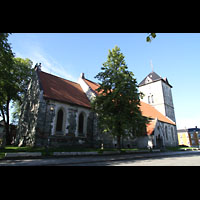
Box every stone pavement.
[1,150,200,166]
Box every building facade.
[138,71,178,148]
[177,127,200,147]
[15,64,178,148]
[139,72,176,122]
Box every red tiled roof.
[139,101,175,125]
[38,70,175,129]
[146,119,157,135]
[38,71,91,108]
[82,77,176,126]
[83,78,100,95]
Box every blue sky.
[7,33,200,129]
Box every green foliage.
[0,33,34,144]
[91,45,148,148]
[146,33,156,42]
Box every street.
[69,152,200,166]
[1,151,200,166]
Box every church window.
[56,109,64,132]
[148,96,151,104]
[78,112,84,135]
[171,127,174,140]
[151,95,154,103]
[165,126,168,140]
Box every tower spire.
[150,60,154,72]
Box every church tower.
[138,71,176,122]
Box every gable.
[82,78,100,95]
[139,72,162,86]
[139,71,172,88]
[145,76,153,84]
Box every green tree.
[0,33,33,144]
[11,58,34,125]
[91,45,148,149]
[146,33,156,42]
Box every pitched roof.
[139,71,172,88]
[82,78,100,95]
[81,76,175,125]
[139,101,175,125]
[37,70,175,127]
[146,119,157,135]
[38,71,91,108]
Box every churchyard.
[0,145,197,160]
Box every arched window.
[165,126,168,140]
[171,127,174,141]
[78,112,84,135]
[148,96,151,104]
[151,95,154,103]
[56,109,63,132]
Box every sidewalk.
[3,149,151,159]
[1,150,200,166]
[3,147,199,159]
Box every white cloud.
[15,43,78,83]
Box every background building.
[177,126,200,147]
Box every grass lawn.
[165,146,199,151]
[0,145,149,159]
[0,146,145,153]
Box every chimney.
[80,73,85,79]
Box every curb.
[180,148,199,151]
[5,152,42,158]
[2,149,163,159]
[53,152,99,156]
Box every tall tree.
[91,45,148,149]
[0,33,15,144]
[0,33,33,144]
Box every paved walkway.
[1,150,200,166]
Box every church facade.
[15,64,178,148]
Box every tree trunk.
[0,106,10,145]
[117,135,121,149]
[6,99,11,144]
[3,99,11,145]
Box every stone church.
[15,63,178,148]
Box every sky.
[6,33,200,129]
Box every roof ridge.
[40,70,79,85]
[38,70,91,109]
[83,77,100,86]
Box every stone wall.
[15,69,42,146]
[136,120,178,149]
[15,68,102,147]
[161,81,176,122]
[139,79,176,123]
